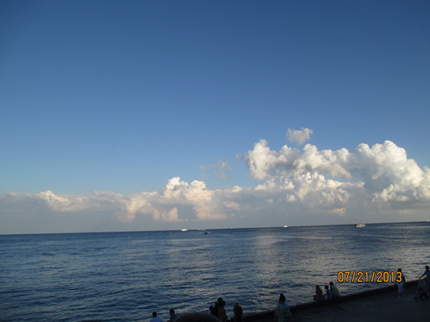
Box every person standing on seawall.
[274,293,292,322]
[395,268,406,297]
[419,265,430,296]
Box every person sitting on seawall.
[218,300,228,322]
[168,309,177,322]
[324,285,333,300]
[313,285,324,301]
[150,312,163,322]
[211,297,223,318]
[233,302,243,322]
[274,293,292,322]
[329,281,340,298]
[415,279,429,301]
[419,265,430,297]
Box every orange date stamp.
[337,271,402,283]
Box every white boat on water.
[180,229,188,232]
[283,225,288,228]
[355,223,366,228]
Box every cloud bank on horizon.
[1,129,429,233]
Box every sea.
[1,222,429,322]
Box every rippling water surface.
[1,222,429,321]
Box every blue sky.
[1,1,429,234]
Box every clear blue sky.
[1,0,429,234]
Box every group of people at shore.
[209,297,243,322]
[149,266,430,322]
[313,281,340,301]
[311,266,430,302]
[148,294,283,322]
[149,299,244,322]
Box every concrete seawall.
[243,280,419,322]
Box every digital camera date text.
[337,271,402,283]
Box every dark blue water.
[1,222,429,322]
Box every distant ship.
[283,225,288,228]
[355,223,366,228]
[180,229,188,232]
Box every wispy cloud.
[198,161,230,171]
[198,161,231,180]
[286,128,313,145]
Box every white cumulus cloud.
[244,137,430,209]
[1,129,429,233]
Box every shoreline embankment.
[243,280,420,322]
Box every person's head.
[153,312,157,318]
[279,293,286,303]
[234,303,239,307]
[324,285,329,290]
[170,309,175,315]
[329,282,333,286]
[398,268,402,272]
[425,265,429,271]
[177,313,221,322]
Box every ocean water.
[1,222,429,322]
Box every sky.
[1,0,429,234]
